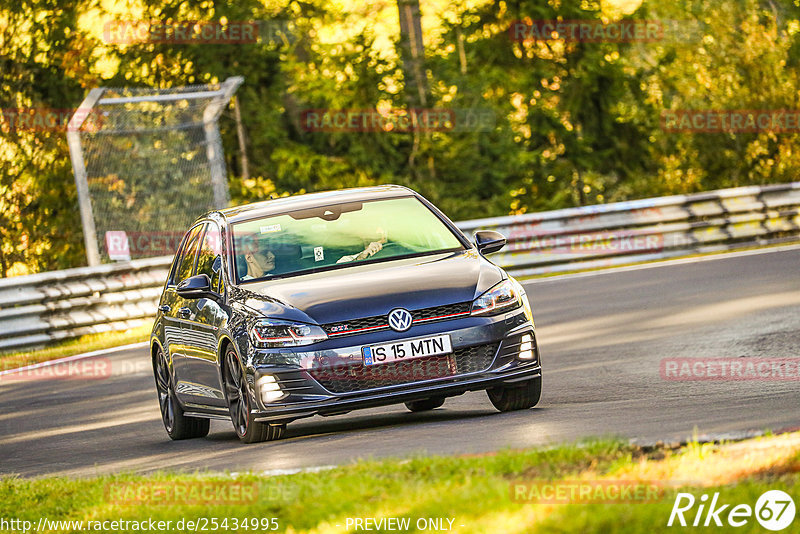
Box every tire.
[223,347,286,443]
[405,396,445,412]
[487,376,542,412]
[153,346,210,440]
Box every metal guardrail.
[2,182,799,352]
[459,181,800,277]
[0,257,171,352]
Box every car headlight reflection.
[250,319,328,348]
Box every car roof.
[216,184,417,224]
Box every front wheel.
[223,347,286,443]
[154,346,210,440]
[487,376,542,412]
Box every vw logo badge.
[388,308,413,332]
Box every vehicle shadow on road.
[205,407,503,443]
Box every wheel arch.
[150,337,165,370]
[217,335,241,402]
[217,335,236,372]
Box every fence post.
[66,88,106,267]
[203,76,244,209]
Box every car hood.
[234,249,504,324]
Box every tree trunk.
[397,0,429,108]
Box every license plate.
[362,334,452,366]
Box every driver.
[242,249,275,280]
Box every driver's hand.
[364,241,383,256]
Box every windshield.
[231,196,465,283]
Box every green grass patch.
[1,435,798,533]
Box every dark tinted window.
[196,223,222,292]
[175,224,204,283]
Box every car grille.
[309,342,500,394]
[321,302,472,336]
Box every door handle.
[159,305,170,313]
[179,307,191,319]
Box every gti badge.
[388,308,413,332]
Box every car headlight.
[471,279,523,316]
[250,319,328,348]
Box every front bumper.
[245,309,541,423]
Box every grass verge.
[0,323,152,371]
[1,433,798,533]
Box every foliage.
[3,0,800,275]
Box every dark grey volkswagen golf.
[151,185,542,443]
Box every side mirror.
[176,274,213,299]
[475,230,506,255]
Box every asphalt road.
[1,247,799,478]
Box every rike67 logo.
[668,490,795,531]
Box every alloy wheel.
[225,349,250,437]
[155,347,175,433]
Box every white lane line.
[0,341,150,376]
[524,242,800,285]
[256,465,339,477]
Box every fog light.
[518,334,535,360]
[256,375,286,403]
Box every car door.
[168,223,204,404]
[180,221,228,407]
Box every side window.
[175,224,205,284]
[167,235,187,285]
[196,223,222,292]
